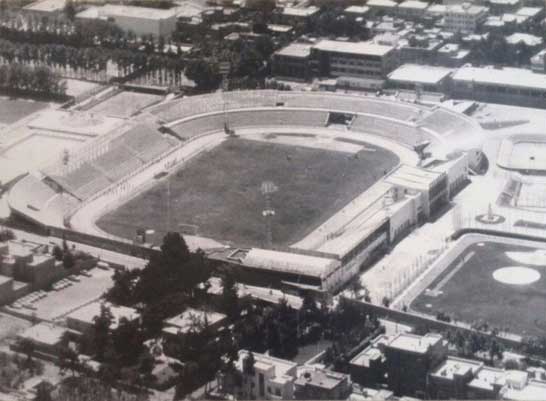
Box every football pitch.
[411,240,546,337]
[97,137,398,247]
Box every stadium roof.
[452,66,546,91]
[384,164,444,191]
[313,40,394,56]
[242,248,340,278]
[388,64,454,85]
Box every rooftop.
[23,0,65,12]
[398,1,429,10]
[66,301,139,330]
[387,332,442,353]
[164,307,226,333]
[93,4,177,20]
[237,350,297,377]
[506,32,543,46]
[242,248,340,279]
[452,66,546,91]
[295,367,349,389]
[384,164,444,191]
[345,5,370,14]
[313,40,394,57]
[18,323,65,346]
[516,6,543,17]
[275,42,312,58]
[431,356,483,380]
[282,6,320,17]
[469,366,506,391]
[446,3,489,15]
[503,379,546,401]
[388,64,454,85]
[350,344,385,367]
[367,0,398,8]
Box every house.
[234,350,297,400]
[66,301,139,334]
[294,366,351,400]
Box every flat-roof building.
[233,350,297,400]
[451,65,546,108]
[272,43,313,80]
[76,5,178,38]
[385,333,448,397]
[444,3,489,33]
[66,301,139,334]
[311,40,398,84]
[295,367,351,400]
[162,307,227,338]
[397,1,429,19]
[388,64,454,92]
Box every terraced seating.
[420,109,473,136]
[172,114,225,138]
[350,115,424,147]
[92,147,142,182]
[228,109,328,128]
[118,125,173,162]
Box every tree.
[93,304,113,362]
[220,271,239,319]
[185,59,221,91]
[52,245,64,261]
[63,251,75,269]
[19,338,35,364]
[34,381,53,401]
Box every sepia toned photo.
[0,0,546,400]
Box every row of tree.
[0,63,65,97]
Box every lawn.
[411,240,546,338]
[0,97,48,125]
[97,138,398,247]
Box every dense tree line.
[0,63,65,97]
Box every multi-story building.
[397,0,429,20]
[451,65,546,108]
[294,366,351,400]
[444,3,489,33]
[234,350,297,400]
[367,0,399,16]
[76,5,178,38]
[272,43,313,81]
[384,332,448,397]
[388,64,454,93]
[428,356,483,399]
[311,40,398,82]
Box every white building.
[235,350,297,400]
[397,0,429,19]
[444,3,489,33]
[76,5,178,38]
[451,65,546,107]
[66,301,139,334]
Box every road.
[4,227,147,270]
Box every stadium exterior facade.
[7,90,479,294]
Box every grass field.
[97,138,398,247]
[0,97,48,124]
[411,240,546,337]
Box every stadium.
[6,90,480,293]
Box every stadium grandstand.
[42,124,178,201]
[8,90,481,293]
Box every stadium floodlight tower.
[219,61,235,136]
[261,181,278,248]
